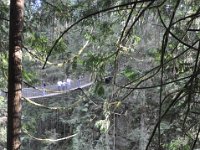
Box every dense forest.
[0,0,200,149]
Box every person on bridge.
[42,82,46,95]
[66,78,72,90]
[62,81,67,91]
[57,81,62,91]
[77,76,81,88]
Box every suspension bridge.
[0,76,93,99]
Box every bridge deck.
[26,82,93,99]
[0,77,93,99]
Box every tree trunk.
[7,0,24,149]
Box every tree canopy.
[0,0,200,149]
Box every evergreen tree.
[7,0,24,149]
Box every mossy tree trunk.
[7,0,24,149]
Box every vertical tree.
[7,0,24,149]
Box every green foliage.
[160,121,171,134]
[1,0,200,149]
[164,137,190,150]
[72,56,78,70]
[147,48,160,62]
[95,119,110,133]
[54,38,67,53]
[26,32,49,55]
[22,117,37,132]
[121,66,139,80]
[95,101,111,133]
[133,35,141,45]
[0,96,6,148]
[0,96,6,108]
[94,82,105,96]
[22,69,38,84]
[83,52,107,75]
[84,32,96,41]
[0,53,8,88]
[70,56,86,76]
[99,21,114,35]
[0,127,6,147]
[0,23,8,34]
